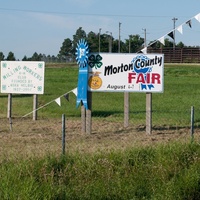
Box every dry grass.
[0,117,198,161]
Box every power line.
[0,7,192,19]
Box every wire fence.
[0,104,199,160]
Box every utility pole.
[106,31,112,53]
[172,17,178,49]
[142,28,147,48]
[99,28,101,53]
[118,22,121,53]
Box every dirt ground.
[0,117,198,160]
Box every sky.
[0,0,200,60]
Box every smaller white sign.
[1,61,45,94]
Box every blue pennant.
[141,84,147,90]
[148,84,154,90]
[141,83,154,90]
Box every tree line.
[0,27,195,62]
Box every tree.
[163,38,174,48]
[112,39,119,53]
[58,38,72,59]
[6,52,15,61]
[87,31,99,52]
[120,40,127,53]
[98,34,109,52]
[0,52,5,61]
[22,55,28,61]
[125,34,144,53]
[177,41,185,48]
[149,38,174,49]
[72,27,87,54]
[31,52,42,61]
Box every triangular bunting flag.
[168,31,174,40]
[72,88,77,96]
[141,47,147,54]
[177,25,183,34]
[186,20,192,28]
[149,41,156,48]
[195,13,200,22]
[55,97,61,106]
[158,36,165,45]
[64,93,69,101]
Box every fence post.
[191,106,194,142]
[81,103,86,133]
[9,117,13,132]
[7,93,12,118]
[62,114,66,155]
[124,92,129,128]
[86,91,92,134]
[146,92,152,134]
[33,94,38,120]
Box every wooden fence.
[147,47,200,63]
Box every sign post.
[124,92,129,127]
[33,94,38,120]
[7,93,12,118]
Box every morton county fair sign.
[1,61,45,94]
[88,53,164,93]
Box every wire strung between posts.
[22,88,76,118]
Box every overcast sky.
[0,0,200,60]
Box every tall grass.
[0,142,200,199]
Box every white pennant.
[177,25,183,34]
[72,88,77,96]
[195,13,200,22]
[141,47,147,54]
[158,36,165,45]
[55,97,61,106]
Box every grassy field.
[1,63,200,122]
[1,142,200,199]
[1,63,200,199]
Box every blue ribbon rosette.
[75,39,89,109]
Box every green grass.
[1,63,200,125]
[1,142,200,199]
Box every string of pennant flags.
[22,88,77,118]
[22,13,200,118]
[140,13,200,53]
[54,88,77,106]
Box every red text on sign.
[128,73,161,84]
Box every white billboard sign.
[1,61,45,94]
[88,53,164,93]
